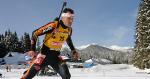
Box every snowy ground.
[0,64,150,79]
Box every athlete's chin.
[69,23,73,26]
[66,24,72,27]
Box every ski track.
[0,64,150,79]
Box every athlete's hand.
[71,50,79,61]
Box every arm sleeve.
[66,28,75,51]
[66,36,75,51]
[30,22,57,51]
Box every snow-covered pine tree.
[23,32,31,52]
[36,38,41,52]
[0,42,8,58]
[17,36,25,53]
[133,0,150,69]
[0,33,8,58]
[12,31,19,52]
[0,34,3,42]
[4,30,13,52]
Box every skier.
[0,72,2,77]
[6,65,9,72]
[6,64,11,72]
[21,8,79,79]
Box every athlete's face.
[62,12,74,27]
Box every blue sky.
[0,0,140,47]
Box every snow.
[77,43,97,50]
[0,64,150,79]
[109,45,133,52]
[85,59,93,63]
[62,44,69,49]
[98,59,113,64]
[77,44,91,50]
[0,52,149,79]
[4,52,26,65]
[60,56,70,60]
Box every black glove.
[71,50,79,61]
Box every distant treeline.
[0,29,35,58]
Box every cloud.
[102,26,131,46]
[77,43,97,50]
[113,26,129,40]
